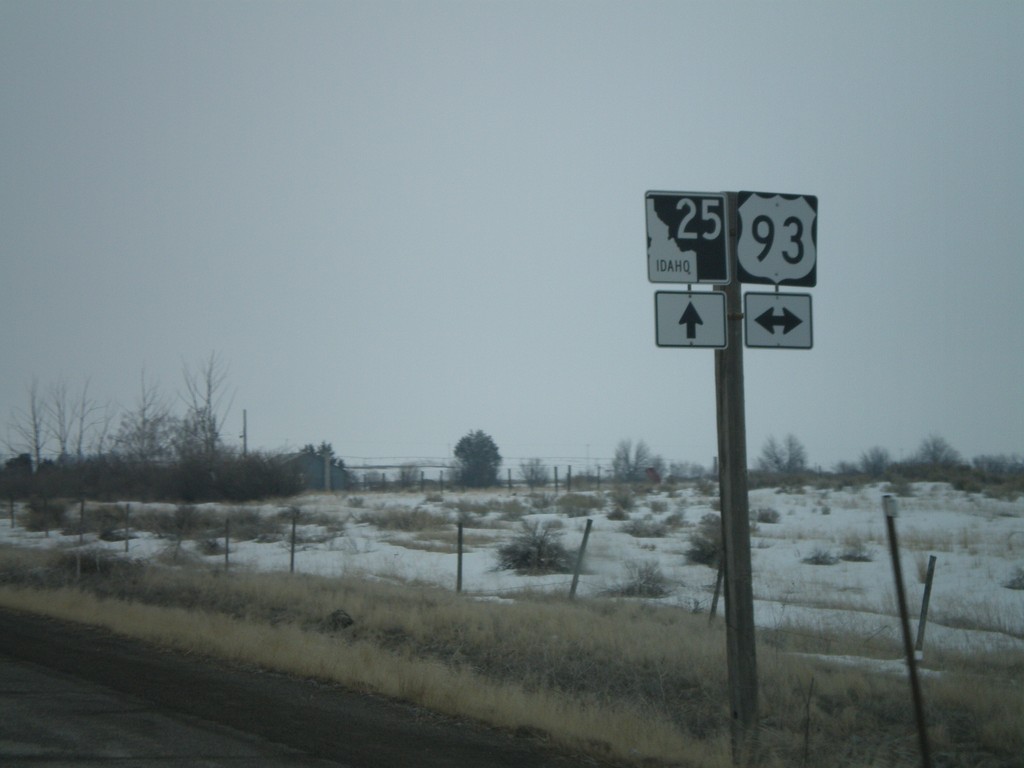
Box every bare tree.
[756,435,786,473]
[72,378,114,459]
[783,434,808,473]
[114,371,176,464]
[912,434,962,468]
[8,378,48,469]
[858,446,892,477]
[47,377,74,462]
[612,439,663,483]
[519,458,549,489]
[178,353,233,464]
[757,434,807,474]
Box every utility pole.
[714,192,758,762]
[241,409,248,456]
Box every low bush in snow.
[495,520,572,574]
[607,560,671,598]
[556,493,603,517]
[686,513,721,566]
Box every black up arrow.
[679,302,703,339]
[755,307,802,335]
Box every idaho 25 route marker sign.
[743,292,813,349]
[736,192,817,286]
[655,291,727,348]
[647,191,729,284]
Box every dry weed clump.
[1004,566,1024,590]
[556,492,604,517]
[606,560,671,598]
[622,514,669,538]
[359,505,446,532]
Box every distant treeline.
[0,451,303,504]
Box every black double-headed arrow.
[755,307,802,335]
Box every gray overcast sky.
[2,0,1022,471]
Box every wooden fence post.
[883,495,932,768]
[456,522,464,593]
[709,556,724,622]
[915,555,938,655]
[569,518,593,599]
[290,508,298,574]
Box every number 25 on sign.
[646,192,729,284]
[736,192,818,286]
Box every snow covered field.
[4,481,1022,660]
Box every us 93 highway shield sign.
[736,192,817,286]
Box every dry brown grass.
[0,546,1020,767]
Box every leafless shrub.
[840,535,873,562]
[607,487,635,520]
[686,513,721,566]
[1003,567,1024,590]
[755,507,781,524]
[622,514,668,538]
[803,549,839,566]
[495,520,572,574]
[607,561,671,598]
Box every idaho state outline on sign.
[736,192,817,287]
[646,192,729,284]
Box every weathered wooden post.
[883,495,932,768]
[709,556,724,623]
[714,193,758,763]
[456,522,464,593]
[77,498,85,581]
[290,508,298,574]
[569,518,593,599]
[915,555,937,655]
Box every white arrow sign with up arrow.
[654,291,727,348]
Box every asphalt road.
[0,608,596,768]
[0,654,346,767]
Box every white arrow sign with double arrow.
[743,292,813,349]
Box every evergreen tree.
[453,430,501,487]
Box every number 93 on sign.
[736,192,817,287]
